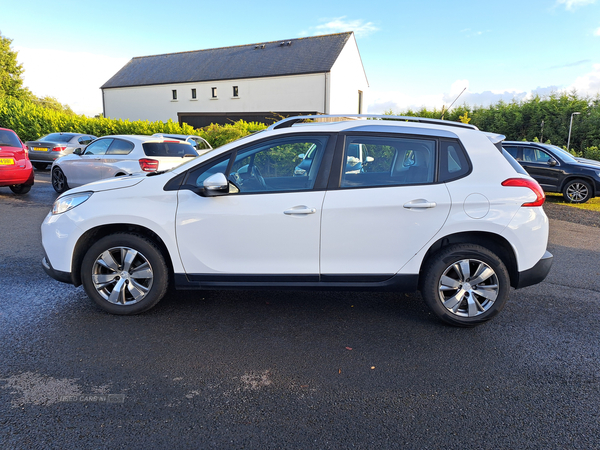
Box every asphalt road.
[1,171,599,449]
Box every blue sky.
[2,0,600,116]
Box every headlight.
[52,191,93,215]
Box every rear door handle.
[403,199,437,209]
[284,206,317,215]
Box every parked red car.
[0,128,34,195]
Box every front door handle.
[284,206,317,215]
[403,199,437,209]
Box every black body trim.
[515,251,553,289]
[42,257,76,286]
[174,273,419,291]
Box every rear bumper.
[515,250,553,289]
[0,165,34,186]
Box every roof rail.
[268,114,479,131]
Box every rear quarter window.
[438,140,471,182]
[143,142,198,157]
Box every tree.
[0,32,31,100]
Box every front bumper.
[42,256,76,285]
[515,250,553,289]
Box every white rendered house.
[101,32,369,127]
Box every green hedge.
[0,96,266,147]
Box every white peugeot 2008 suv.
[41,115,553,327]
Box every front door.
[175,134,332,278]
[60,138,113,187]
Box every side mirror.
[73,148,83,156]
[298,153,305,160]
[365,156,374,163]
[547,158,557,167]
[202,173,230,196]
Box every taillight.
[502,178,545,207]
[52,146,67,152]
[139,158,159,172]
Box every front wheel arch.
[70,224,175,288]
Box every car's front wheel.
[563,179,592,203]
[420,244,510,327]
[9,184,31,195]
[81,233,169,315]
[51,167,69,193]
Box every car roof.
[98,135,196,144]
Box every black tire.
[81,233,169,315]
[32,162,48,170]
[420,244,510,327]
[51,166,69,193]
[9,184,31,195]
[562,179,592,203]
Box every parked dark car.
[502,141,600,203]
[26,133,97,170]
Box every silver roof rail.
[268,114,479,131]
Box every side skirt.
[174,273,419,292]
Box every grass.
[545,193,600,212]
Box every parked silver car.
[26,133,97,170]
[51,135,199,193]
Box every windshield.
[39,133,75,143]
[541,144,578,163]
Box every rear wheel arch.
[70,224,174,287]
[420,232,518,288]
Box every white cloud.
[594,26,600,36]
[366,81,543,114]
[556,0,597,10]
[569,63,600,94]
[300,16,379,38]
[15,46,129,116]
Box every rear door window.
[340,136,436,188]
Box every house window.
[211,87,217,98]
[358,90,363,114]
[233,86,239,97]
[172,90,178,100]
[191,89,197,99]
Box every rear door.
[320,133,452,277]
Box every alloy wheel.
[438,258,499,318]
[91,246,154,305]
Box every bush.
[0,96,266,147]
[584,146,600,161]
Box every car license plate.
[34,147,48,152]
[0,158,15,165]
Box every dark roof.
[101,32,353,89]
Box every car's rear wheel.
[421,244,510,327]
[81,233,169,315]
[563,179,592,203]
[51,167,69,193]
[32,162,48,170]
[9,184,31,195]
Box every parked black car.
[502,141,600,203]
